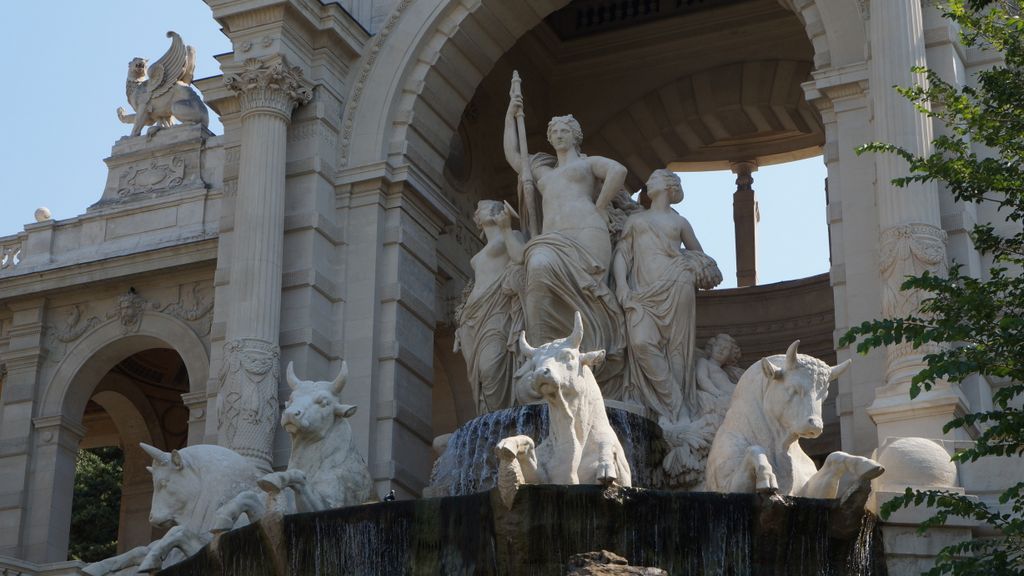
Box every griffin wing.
[149,31,190,99]
[182,45,197,85]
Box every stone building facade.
[0,0,1017,572]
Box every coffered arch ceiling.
[587,59,823,182]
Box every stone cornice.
[224,56,313,121]
[336,161,458,229]
[206,0,368,58]
[33,415,89,444]
[0,240,217,301]
[802,62,870,111]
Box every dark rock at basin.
[427,404,670,497]
[158,485,887,576]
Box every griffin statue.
[117,31,209,137]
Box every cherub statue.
[658,334,745,490]
[696,333,745,419]
[117,32,209,137]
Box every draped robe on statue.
[519,153,627,392]
[615,216,713,419]
[454,265,524,413]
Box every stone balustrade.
[0,233,25,273]
[0,127,223,283]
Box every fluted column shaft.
[869,0,948,388]
[218,57,311,470]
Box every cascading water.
[427,405,668,497]
[159,486,886,576]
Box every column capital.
[224,56,313,121]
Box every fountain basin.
[159,485,886,576]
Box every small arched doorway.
[68,348,190,561]
[27,311,208,563]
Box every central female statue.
[503,92,628,391]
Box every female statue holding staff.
[503,74,629,390]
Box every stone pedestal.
[94,124,213,207]
[217,56,312,471]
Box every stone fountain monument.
[74,72,890,576]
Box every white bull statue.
[212,360,372,530]
[496,312,631,506]
[705,340,884,502]
[83,444,261,575]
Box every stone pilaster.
[866,0,968,439]
[731,161,759,288]
[0,299,47,559]
[218,56,312,470]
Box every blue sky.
[0,2,830,289]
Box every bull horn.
[285,361,301,390]
[569,311,584,348]
[332,360,349,395]
[785,340,800,371]
[140,442,170,466]
[519,331,536,357]
[830,358,852,381]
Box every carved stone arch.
[776,0,866,69]
[39,311,209,423]
[343,0,860,188]
[341,0,568,174]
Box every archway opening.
[431,0,840,458]
[67,348,189,562]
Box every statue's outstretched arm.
[679,216,704,252]
[589,157,628,212]
[612,249,630,303]
[495,204,525,264]
[503,96,524,173]
[503,228,525,265]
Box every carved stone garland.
[879,223,948,374]
[217,338,281,465]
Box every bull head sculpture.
[517,311,606,368]
[285,360,349,396]
[760,340,851,382]
[282,361,357,438]
[141,442,183,472]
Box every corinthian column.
[866,0,965,438]
[218,57,312,470]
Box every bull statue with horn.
[83,444,260,575]
[212,360,373,531]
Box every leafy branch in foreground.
[839,1,1024,573]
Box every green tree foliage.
[839,1,1024,573]
[68,446,123,563]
